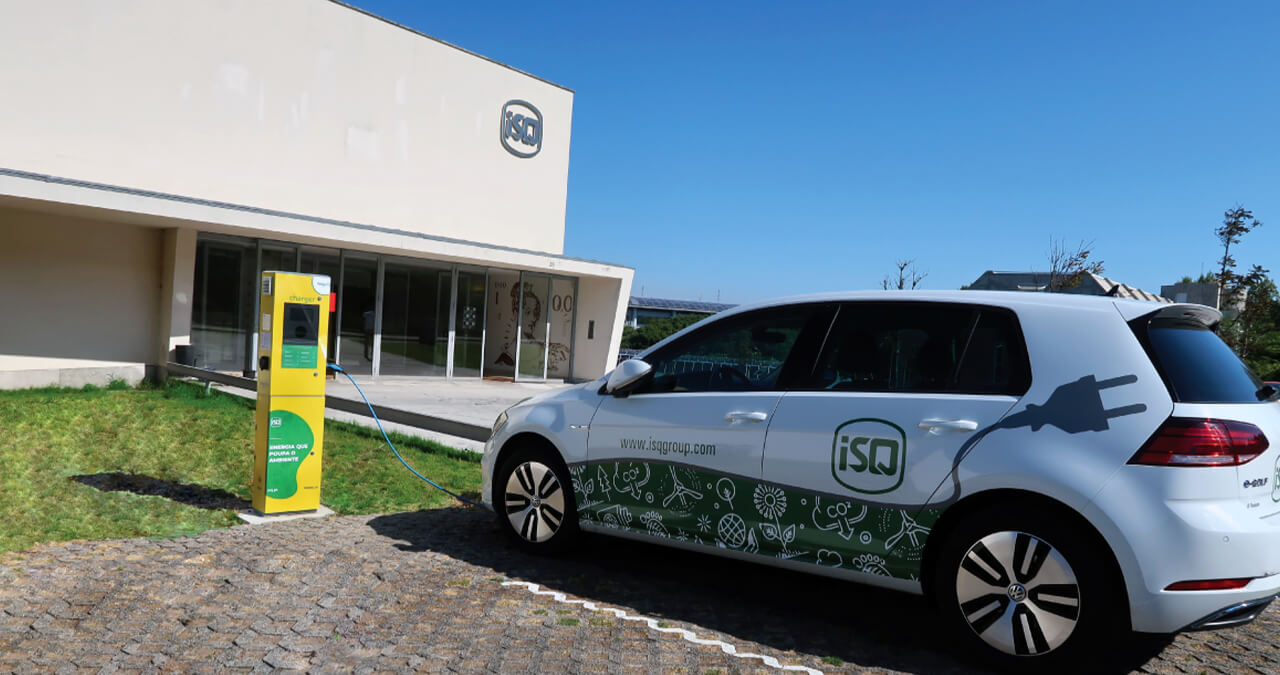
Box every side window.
[812,304,973,392]
[641,305,825,394]
[953,310,1031,395]
[807,303,1030,395]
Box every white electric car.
[481,291,1280,669]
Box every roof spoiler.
[1120,302,1222,327]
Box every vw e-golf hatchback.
[481,291,1280,669]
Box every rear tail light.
[1128,418,1268,467]
[1165,578,1254,591]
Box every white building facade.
[0,0,633,388]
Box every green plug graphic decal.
[265,410,314,499]
[571,461,940,581]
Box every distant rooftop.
[968,271,1171,303]
[628,296,737,314]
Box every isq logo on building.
[501,100,542,158]
[831,419,907,494]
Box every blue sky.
[351,1,1279,304]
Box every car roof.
[713,289,1166,318]
[636,290,1219,360]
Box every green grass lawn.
[0,380,482,554]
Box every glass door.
[516,272,552,381]
[547,278,576,379]
[337,256,377,375]
[452,269,487,378]
[484,270,520,380]
[379,260,450,376]
[191,239,255,371]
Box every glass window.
[809,303,1029,395]
[484,270,521,379]
[191,239,255,371]
[260,247,296,274]
[1140,318,1264,403]
[547,278,576,379]
[337,257,377,375]
[640,305,825,393]
[953,310,1032,395]
[380,261,450,377]
[517,273,551,380]
[452,270,487,378]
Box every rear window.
[1140,317,1264,403]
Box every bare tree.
[1046,238,1105,292]
[883,259,927,290]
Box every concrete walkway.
[214,376,573,452]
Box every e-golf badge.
[831,419,907,494]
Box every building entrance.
[191,235,577,381]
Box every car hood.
[510,379,600,411]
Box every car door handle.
[919,418,979,432]
[725,411,769,423]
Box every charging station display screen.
[280,303,320,369]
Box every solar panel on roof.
[628,296,736,313]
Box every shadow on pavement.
[70,472,251,511]
[368,507,1172,674]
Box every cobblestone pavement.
[1,508,1276,673]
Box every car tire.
[935,503,1124,672]
[494,444,580,554]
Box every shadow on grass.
[71,473,250,511]
[369,507,1174,675]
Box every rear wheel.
[494,446,579,554]
[936,505,1123,672]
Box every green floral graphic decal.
[570,461,940,581]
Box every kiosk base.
[237,505,335,525]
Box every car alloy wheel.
[955,530,1081,656]
[504,460,566,544]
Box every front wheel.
[935,505,1124,672]
[494,446,580,554]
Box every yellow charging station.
[253,271,331,514]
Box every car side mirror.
[606,359,653,397]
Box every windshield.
[1140,317,1265,403]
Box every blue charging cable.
[326,363,482,508]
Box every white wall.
[154,227,197,366]
[571,272,634,381]
[0,208,161,388]
[0,0,572,254]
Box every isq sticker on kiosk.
[252,271,331,514]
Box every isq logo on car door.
[500,100,542,158]
[831,419,907,493]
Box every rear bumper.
[1119,572,1280,633]
[1087,464,1280,633]
[1183,593,1277,632]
